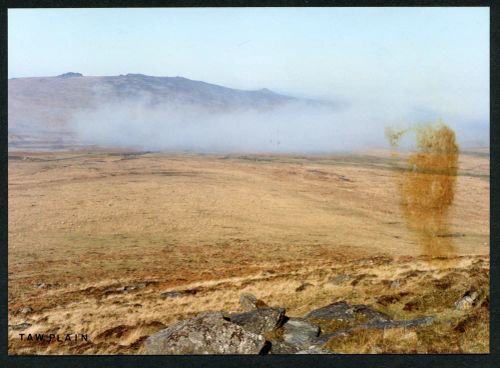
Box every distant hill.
[8,73,332,136]
[8,73,338,150]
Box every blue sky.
[9,7,489,128]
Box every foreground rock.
[229,307,286,335]
[282,318,320,348]
[305,301,390,323]
[269,340,302,354]
[144,297,438,355]
[295,346,332,354]
[269,340,333,354]
[359,315,436,330]
[312,315,437,345]
[144,312,269,354]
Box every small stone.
[160,290,185,299]
[10,322,32,331]
[295,282,314,292]
[19,306,33,314]
[240,293,257,310]
[455,290,479,311]
[390,279,401,289]
[239,293,268,311]
[261,270,276,277]
[328,274,352,285]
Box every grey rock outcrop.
[282,318,320,348]
[269,340,302,354]
[305,301,390,323]
[57,72,83,78]
[312,330,353,345]
[359,315,437,330]
[229,307,286,335]
[144,312,268,354]
[143,298,439,355]
[295,346,332,354]
[312,315,437,345]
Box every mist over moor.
[8,73,489,154]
